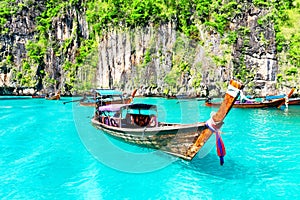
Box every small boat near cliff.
[205,88,294,109]
[91,80,243,164]
[79,98,98,107]
[45,91,60,100]
[206,98,286,108]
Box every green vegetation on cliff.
[0,0,17,34]
[275,0,300,87]
[1,0,299,93]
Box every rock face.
[45,5,89,93]
[0,1,45,92]
[231,5,280,96]
[96,24,176,91]
[0,1,89,95]
[96,24,233,97]
[0,1,292,96]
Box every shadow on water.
[175,154,249,180]
[175,143,286,189]
[175,151,281,184]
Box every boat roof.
[95,89,123,96]
[125,103,157,110]
[98,103,157,112]
[265,94,285,101]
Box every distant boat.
[288,97,300,105]
[45,91,60,100]
[206,88,294,109]
[91,80,243,163]
[205,98,286,108]
[80,89,137,107]
[79,98,97,107]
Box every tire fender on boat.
[110,118,118,127]
[104,117,110,125]
[100,116,105,123]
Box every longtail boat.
[45,91,60,100]
[80,89,137,107]
[206,88,294,109]
[205,98,285,108]
[79,98,98,107]
[91,80,243,164]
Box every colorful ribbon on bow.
[206,114,226,165]
[215,130,226,165]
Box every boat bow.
[185,80,244,160]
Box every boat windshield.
[120,104,157,116]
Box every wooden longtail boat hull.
[91,119,208,159]
[289,98,300,105]
[205,98,285,108]
[80,101,96,107]
[91,80,244,160]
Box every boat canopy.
[95,89,123,96]
[98,104,129,112]
[98,103,157,112]
[265,94,285,101]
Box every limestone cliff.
[0,0,297,97]
[231,4,280,96]
[0,0,44,93]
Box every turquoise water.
[1,97,300,199]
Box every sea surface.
[0,96,300,199]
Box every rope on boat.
[205,113,226,166]
[226,84,240,98]
[285,95,289,110]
